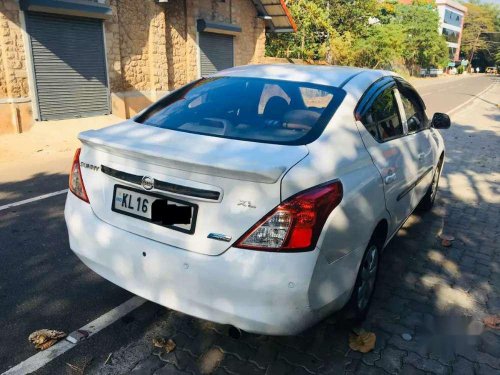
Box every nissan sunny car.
[65,65,450,335]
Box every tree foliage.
[265,0,449,75]
[353,23,405,69]
[394,3,449,72]
[461,0,500,68]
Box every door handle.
[385,172,397,185]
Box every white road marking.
[2,296,146,375]
[446,83,496,115]
[0,189,68,212]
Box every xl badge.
[237,200,256,209]
[208,233,232,242]
[141,176,154,190]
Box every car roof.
[213,64,394,88]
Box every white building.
[436,0,467,62]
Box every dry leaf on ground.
[28,329,66,350]
[483,315,500,330]
[165,339,176,353]
[152,337,176,353]
[152,337,166,348]
[348,330,376,353]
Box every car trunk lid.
[77,121,308,256]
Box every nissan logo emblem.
[141,176,154,190]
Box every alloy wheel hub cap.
[357,245,378,311]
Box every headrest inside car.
[284,110,321,127]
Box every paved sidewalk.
[90,84,499,374]
[0,115,121,165]
[0,115,121,203]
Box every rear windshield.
[136,77,346,145]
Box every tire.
[419,160,442,212]
[344,242,380,322]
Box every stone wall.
[183,0,266,83]
[0,0,268,133]
[109,0,267,118]
[105,0,171,118]
[105,0,177,93]
[231,0,266,66]
[165,0,188,89]
[104,0,122,93]
[0,0,32,134]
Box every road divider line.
[446,83,496,116]
[0,189,68,212]
[2,296,146,375]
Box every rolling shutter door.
[25,12,109,120]
[199,32,234,76]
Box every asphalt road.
[0,74,495,374]
[415,74,493,116]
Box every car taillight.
[234,180,343,252]
[69,148,89,203]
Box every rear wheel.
[419,161,442,211]
[345,242,379,321]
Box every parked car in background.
[65,65,451,335]
[420,67,443,77]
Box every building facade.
[0,0,295,134]
[435,0,467,62]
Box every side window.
[399,91,426,133]
[360,87,404,142]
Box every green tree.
[461,1,500,70]
[265,0,448,75]
[354,23,405,69]
[321,0,378,37]
[395,3,448,72]
[327,30,355,66]
[265,0,378,60]
[461,2,496,64]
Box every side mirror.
[431,113,451,129]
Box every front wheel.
[419,161,442,211]
[345,243,379,322]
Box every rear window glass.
[136,77,346,145]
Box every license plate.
[112,185,197,234]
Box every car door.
[355,78,420,234]
[395,81,436,204]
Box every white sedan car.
[65,65,450,335]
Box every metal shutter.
[25,12,109,120]
[199,32,234,76]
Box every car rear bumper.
[65,193,327,335]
